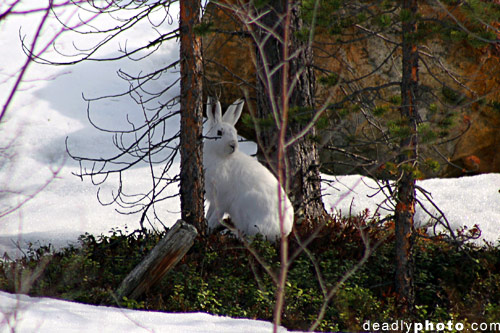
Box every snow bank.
[322,173,500,243]
[0,291,290,333]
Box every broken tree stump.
[116,219,198,300]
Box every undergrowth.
[1,214,499,331]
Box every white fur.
[203,98,294,240]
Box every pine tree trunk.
[255,0,324,223]
[179,0,205,232]
[395,0,419,316]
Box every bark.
[179,0,205,232]
[255,0,324,223]
[395,0,419,316]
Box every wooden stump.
[116,219,198,300]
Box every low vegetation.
[1,215,499,331]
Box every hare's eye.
[217,130,223,136]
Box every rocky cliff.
[202,1,500,177]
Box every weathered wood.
[116,220,197,300]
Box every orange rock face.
[202,1,500,177]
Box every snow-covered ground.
[0,291,289,333]
[321,173,500,242]
[1,2,499,332]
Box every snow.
[0,292,288,333]
[322,173,500,242]
[0,1,499,332]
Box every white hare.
[203,98,294,240]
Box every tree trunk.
[395,0,419,316]
[179,0,205,232]
[255,0,324,223]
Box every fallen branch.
[116,220,197,300]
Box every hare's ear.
[214,100,222,123]
[222,99,244,126]
[206,97,222,124]
[206,97,214,124]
